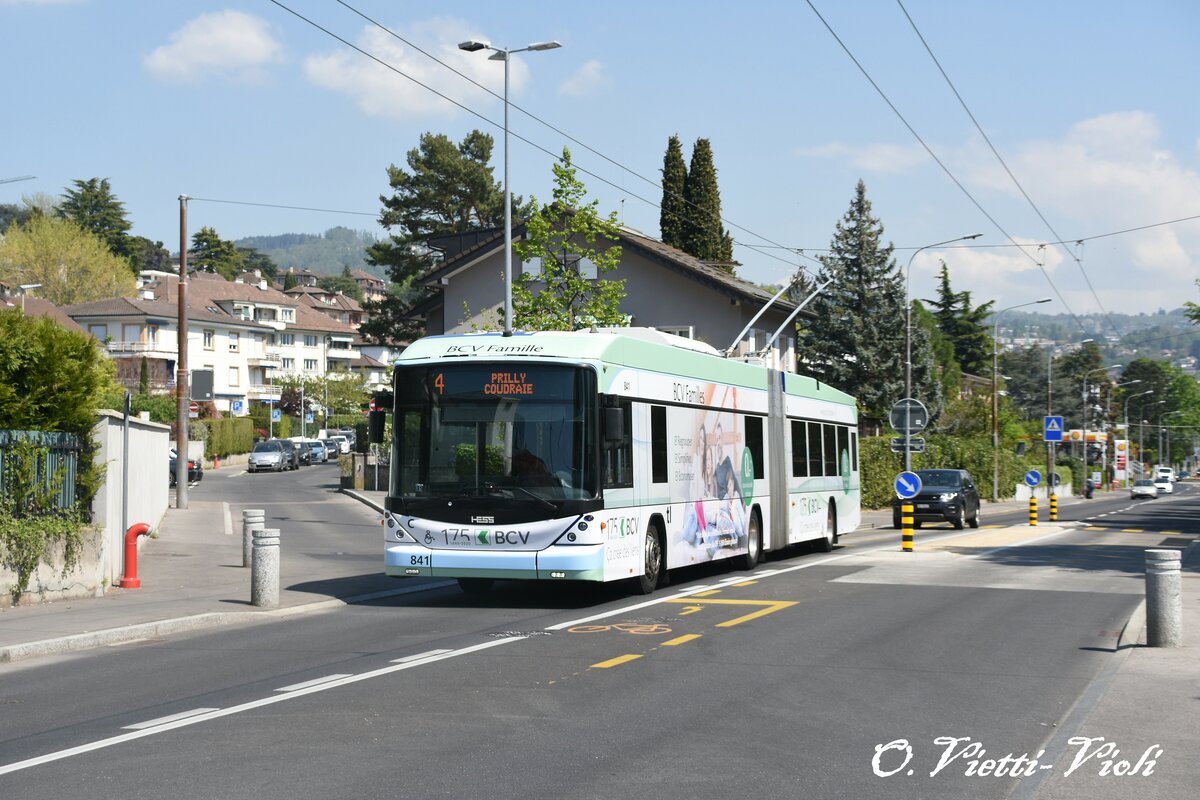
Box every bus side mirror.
[368,410,387,444]
[603,406,624,443]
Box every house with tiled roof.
[69,270,363,415]
[283,284,366,328]
[350,269,387,303]
[409,225,807,372]
[1,283,85,333]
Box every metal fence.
[0,429,82,510]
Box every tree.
[58,178,133,264]
[318,274,364,302]
[923,261,994,376]
[0,215,136,305]
[682,138,734,267]
[364,130,513,343]
[799,181,915,419]
[128,235,172,274]
[283,271,298,291]
[510,148,626,331]
[237,247,279,280]
[659,134,688,250]
[190,226,246,280]
[0,203,35,234]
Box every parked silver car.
[247,440,287,472]
[307,440,328,463]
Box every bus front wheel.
[636,523,664,595]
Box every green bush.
[197,417,255,458]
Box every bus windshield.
[391,364,597,504]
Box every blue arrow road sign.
[895,471,922,499]
[1024,469,1042,487]
[1044,416,1064,442]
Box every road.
[0,472,1194,799]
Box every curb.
[340,487,385,514]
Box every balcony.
[105,340,178,357]
[247,351,282,368]
[247,384,282,401]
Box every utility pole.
[175,195,190,509]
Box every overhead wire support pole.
[175,195,190,509]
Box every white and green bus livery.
[375,327,860,594]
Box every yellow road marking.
[666,597,797,627]
[1122,528,1144,533]
[1162,531,1182,535]
[1087,526,1105,531]
[661,634,703,646]
[592,654,642,669]
[730,580,758,587]
[678,605,704,615]
[691,589,723,597]
[982,524,1005,528]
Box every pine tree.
[364,130,509,343]
[922,261,994,376]
[659,135,688,250]
[58,178,133,265]
[800,181,926,419]
[190,227,246,280]
[681,139,733,269]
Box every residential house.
[409,225,805,372]
[350,269,387,303]
[283,284,366,328]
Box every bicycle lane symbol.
[567,622,673,635]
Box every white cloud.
[558,60,609,97]
[144,11,284,84]
[796,141,928,173]
[304,18,526,120]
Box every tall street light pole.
[1161,410,1184,470]
[175,195,190,509]
[903,233,982,470]
[1081,363,1122,492]
[1047,338,1093,490]
[991,297,1052,501]
[1124,389,1153,486]
[459,38,562,337]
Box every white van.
[1155,466,1176,483]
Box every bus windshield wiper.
[479,482,557,511]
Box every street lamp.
[1046,338,1092,490]
[1161,410,1184,470]
[991,297,1052,501]
[1124,389,1153,486]
[1140,399,1166,476]
[1081,364,1121,492]
[459,37,562,337]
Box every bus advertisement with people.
[371,327,860,594]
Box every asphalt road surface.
[1,473,1194,800]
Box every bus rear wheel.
[737,509,762,569]
[636,523,664,595]
[815,503,835,552]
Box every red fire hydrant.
[118,522,152,589]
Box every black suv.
[892,469,981,530]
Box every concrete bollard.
[1145,549,1183,647]
[251,527,281,608]
[242,509,264,568]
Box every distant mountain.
[234,227,382,278]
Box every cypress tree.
[800,180,936,419]
[682,138,732,269]
[659,135,688,250]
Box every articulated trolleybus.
[370,327,860,594]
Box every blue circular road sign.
[895,471,923,499]
[1024,469,1042,487]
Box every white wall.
[92,411,171,586]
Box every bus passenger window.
[823,424,838,475]
[791,420,807,477]
[836,425,848,474]
[745,416,764,479]
[807,421,823,476]
[650,405,668,484]
[851,429,859,471]
[603,400,633,489]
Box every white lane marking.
[390,648,452,664]
[223,502,232,536]
[547,525,1081,632]
[123,708,219,730]
[0,637,525,777]
[275,674,353,693]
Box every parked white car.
[329,435,350,454]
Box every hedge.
[198,417,255,458]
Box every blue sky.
[3,0,1199,320]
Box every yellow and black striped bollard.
[1028,496,1038,526]
[1049,494,1058,522]
[902,503,914,552]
